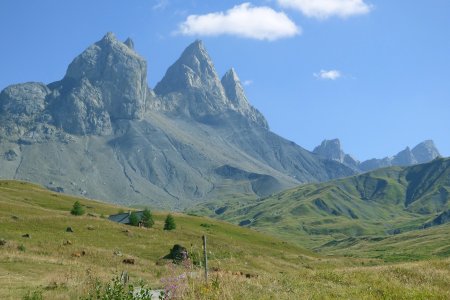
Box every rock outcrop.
[46,32,147,135]
[0,82,51,137]
[412,140,441,164]
[221,68,268,129]
[313,139,359,170]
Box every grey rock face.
[124,38,134,50]
[155,40,224,96]
[343,154,359,169]
[392,147,416,166]
[313,139,345,163]
[221,68,268,129]
[154,40,227,119]
[313,139,359,170]
[0,82,49,117]
[44,32,148,135]
[63,32,147,120]
[50,78,112,135]
[412,140,440,163]
[0,82,52,138]
[154,41,267,128]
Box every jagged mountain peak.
[124,37,135,50]
[223,67,239,81]
[221,68,245,104]
[48,32,148,133]
[221,68,268,128]
[101,31,116,42]
[313,139,345,162]
[319,139,341,148]
[154,39,223,96]
[65,32,145,82]
[392,146,416,166]
[412,140,441,163]
[182,39,206,56]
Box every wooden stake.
[202,235,208,283]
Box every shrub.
[22,289,43,300]
[18,244,26,252]
[83,275,158,300]
[142,208,154,228]
[164,214,176,231]
[70,201,85,216]
[129,212,140,227]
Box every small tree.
[129,212,140,227]
[71,201,85,216]
[164,214,176,230]
[142,208,154,228]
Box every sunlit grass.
[0,180,449,299]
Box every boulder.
[164,244,189,263]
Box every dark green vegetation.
[142,208,154,228]
[129,211,140,226]
[70,201,85,216]
[190,158,450,253]
[164,214,176,230]
[0,180,449,298]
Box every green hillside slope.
[189,158,450,249]
[2,180,450,299]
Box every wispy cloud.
[314,70,342,80]
[152,0,169,11]
[242,80,253,86]
[177,3,300,41]
[278,0,372,19]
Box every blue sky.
[0,0,449,160]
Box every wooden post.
[202,235,208,283]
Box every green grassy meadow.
[1,180,449,299]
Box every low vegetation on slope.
[189,158,450,251]
[1,180,449,299]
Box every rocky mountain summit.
[314,139,441,172]
[0,33,354,209]
[313,139,359,170]
[153,40,267,128]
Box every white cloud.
[314,70,342,80]
[153,0,169,11]
[177,3,300,41]
[242,80,253,86]
[278,0,372,19]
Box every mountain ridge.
[0,33,354,209]
[313,138,441,172]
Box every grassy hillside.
[189,158,450,249]
[1,180,449,299]
[317,223,450,261]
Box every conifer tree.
[142,208,154,228]
[164,214,176,230]
[70,201,85,216]
[129,212,140,226]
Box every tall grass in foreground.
[77,258,450,299]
